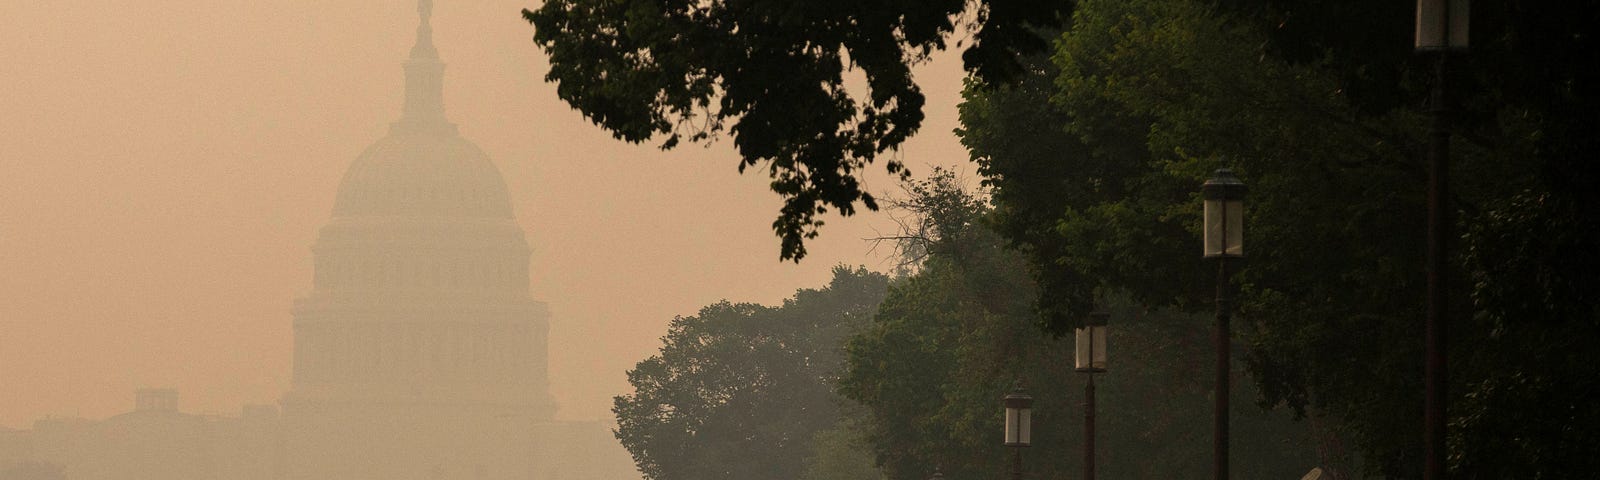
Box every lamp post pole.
[1012,448,1023,480]
[1415,1,1466,477]
[1202,169,1245,480]
[1423,51,1450,480]
[1077,309,1108,480]
[1214,256,1231,480]
[1085,373,1096,480]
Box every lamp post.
[1203,169,1245,480]
[1416,2,1466,479]
[1003,387,1033,480]
[1076,310,1109,480]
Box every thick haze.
[0,0,971,427]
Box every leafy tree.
[960,0,1600,476]
[1450,192,1600,476]
[523,0,1594,263]
[528,0,1599,473]
[613,266,889,480]
[523,0,1071,260]
[799,411,886,480]
[840,172,1320,480]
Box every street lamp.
[1416,1,1466,479]
[1076,310,1108,480]
[1003,387,1033,480]
[1415,0,1469,51]
[1203,169,1245,259]
[1075,311,1109,373]
[1203,168,1245,480]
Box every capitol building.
[0,2,636,479]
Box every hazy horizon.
[0,0,973,428]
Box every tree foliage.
[613,266,889,480]
[532,0,1600,473]
[959,0,1600,476]
[524,0,1071,260]
[840,172,1320,479]
[798,412,886,480]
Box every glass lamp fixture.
[1003,388,1033,447]
[1415,0,1469,51]
[1203,169,1247,258]
[1075,310,1109,373]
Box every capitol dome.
[332,131,514,219]
[328,0,512,221]
[285,5,557,478]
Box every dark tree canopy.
[523,0,1070,260]
[525,0,1596,263]
[958,0,1600,476]
[530,0,1600,474]
[840,171,1320,479]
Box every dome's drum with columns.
[280,1,554,478]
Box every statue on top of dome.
[411,0,438,61]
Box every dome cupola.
[329,0,514,220]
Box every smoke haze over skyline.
[0,0,972,427]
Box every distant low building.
[0,390,262,480]
[0,390,634,480]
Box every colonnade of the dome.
[292,317,547,385]
[309,224,531,294]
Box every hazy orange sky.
[0,0,975,427]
